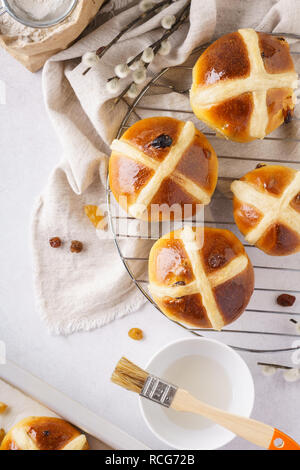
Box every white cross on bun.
[0,417,89,450]
[190,29,298,142]
[109,117,218,221]
[231,165,300,256]
[148,226,254,330]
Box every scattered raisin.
[277,294,296,307]
[261,51,265,58]
[49,237,62,248]
[70,240,83,253]
[256,163,266,169]
[208,253,226,269]
[173,281,186,286]
[0,429,5,446]
[0,403,7,414]
[203,149,211,159]
[84,205,105,229]
[128,328,144,341]
[150,134,173,149]
[283,108,293,124]
[43,430,50,437]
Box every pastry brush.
[111,357,300,450]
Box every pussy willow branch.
[113,0,191,104]
[82,0,175,75]
[123,0,191,73]
[257,362,295,371]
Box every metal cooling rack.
[107,34,300,354]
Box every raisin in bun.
[0,417,89,450]
[231,165,300,256]
[109,117,218,221]
[148,226,254,330]
[190,29,297,142]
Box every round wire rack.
[107,34,300,354]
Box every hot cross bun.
[0,417,89,450]
[190,29,297,142]
[148,226,254,330]
[109,117,218,221]
[231,165,300,256]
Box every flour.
[0,0,76,44]
[8,0,74,22]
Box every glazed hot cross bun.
[231,165,300,256]
[109,117,218,221]
[190,29,298,142]
[0,417,89,451]
[148,226,254,330]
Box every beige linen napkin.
[32,0,300,335]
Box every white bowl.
[139,337,255,450]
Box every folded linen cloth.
[32,0,300,335]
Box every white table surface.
[1,49,300,451]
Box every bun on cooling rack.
[190,29,297,142]
[231,165,300,256]
[0,417,89,450]
[109,117,218,221]
[148,226,254,330]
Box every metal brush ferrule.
[141,375,178,408]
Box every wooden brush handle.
[172,390,300,450]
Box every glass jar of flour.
[0,0,78,28]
